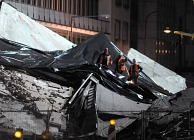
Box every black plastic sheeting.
[0,32,164,103]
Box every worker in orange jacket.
[128,58,142,84]
[115,53,128,74]
[96,48,112,67]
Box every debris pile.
[0,1,193,140]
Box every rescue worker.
[128,58,142,84]
[96,48,112,67]
[115,53,128,74]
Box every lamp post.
[144,11,171,55]
[70,14,110,42]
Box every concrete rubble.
[0,1,193,140]
[0,65,72,137]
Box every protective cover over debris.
[0,1,192,140]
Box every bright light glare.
[110,119,116,125]
[164,26,171,33]
[14,130,22,138]
[164,29,171,33]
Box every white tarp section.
[0,2,74,51]
[127,48,187,94]
[96,84,151,116]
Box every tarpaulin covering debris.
[0,31,191,139]
[0,1,192,140]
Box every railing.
[6,1,110,34]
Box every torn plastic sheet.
[0,33,167,103]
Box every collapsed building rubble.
[0,31,193,140]
[0,1,193,140]
[0,64,73,139]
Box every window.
[27,0,31,4]
[59,0,63,11]
[82,0,85,16]
[43,0,47,8]
[32,0,36,5]
[68,0,72,13]
[122,21,128,40]
[54,0,58,10]
[64,0,67,12]
[123,0,129,9]
[115,0,122,7]
[115,20,121,39]
[73,0,76,14]
[37,0,41,7]
[77,0,80,15]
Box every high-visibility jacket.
[99,54,111,67]
[118,58,127,72]
[129,64,140,76]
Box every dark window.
[115,20,121,39]
[59,0,62,11]
[38,0,41,7]
[77,0,80,15]
[27,0,30,4]
[82,0,85,16]
[122,21,128,40]
[123,0,129,9]
[54,0,58,10]
[68,0,72,13]
[73,0,76,14]
[32,0,36,5]
[115,0,122,7]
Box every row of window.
[114,20,129,41]
[11,0,98,16]
[155,49,176,54]
[115,0,130,9]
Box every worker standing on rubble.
[114,53,128,74]
[96,48,112,68]
[128,58,142,84]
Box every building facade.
[137,0,194,84]
[6,0,131,54]
[5,0,194,84]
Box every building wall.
[6,0,110,45]
[99,0,130,54]
[136,0,194,85]
[178,0,194,84]
[112,0,130,54]
[137,0,177,70]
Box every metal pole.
[141,110,144,140]
[189,111,191,138]
[71,17,73,42]
[179,17,182,71]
